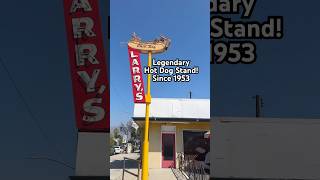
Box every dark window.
[183,131,209,156]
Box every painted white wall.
[134,98,210,119]
[75,132,109,176]
[212,117,320,179]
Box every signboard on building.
[128,46,146,103]
[63,0,109,131]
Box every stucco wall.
[148,123,161,168]
[212,118,320,179]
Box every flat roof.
[212,116,320,124]
[133,98,210,121]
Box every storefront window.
[183,131,209,158]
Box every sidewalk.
[110,153,185,180]
[149,168,180,180]
[110,153,140,180]
[120,168,181,180]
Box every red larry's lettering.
[128,46,145,103]
[63,0,109,131]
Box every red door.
[162,133,175,168]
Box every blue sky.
[110,0,210,127]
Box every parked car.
[113,146,122,154]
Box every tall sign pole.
[142,51,152,180]
[128,33,170,180]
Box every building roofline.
[132,117,210,122]
[143,98,209,101]
[211,116,320,123]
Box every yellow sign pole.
[128,33,170,179]
[142,51,152,180]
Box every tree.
[120,121,137,142]
[119,121,141,150]
[130,127,137,142]
[113,128,121,138]
[112,128,122,146]
[110,134,115,147]
[130,125,140,143]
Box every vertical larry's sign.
[128,46,145,103]
[63,0,109,131]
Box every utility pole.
[253,95,264,117]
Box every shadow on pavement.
[110,158,140,169]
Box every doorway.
[161,133,175,168]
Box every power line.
[0,57,68,164]
[25,156,74,170]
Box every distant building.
[122,135,127,144]
[131,120,139,130]
[133,98,210,169]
